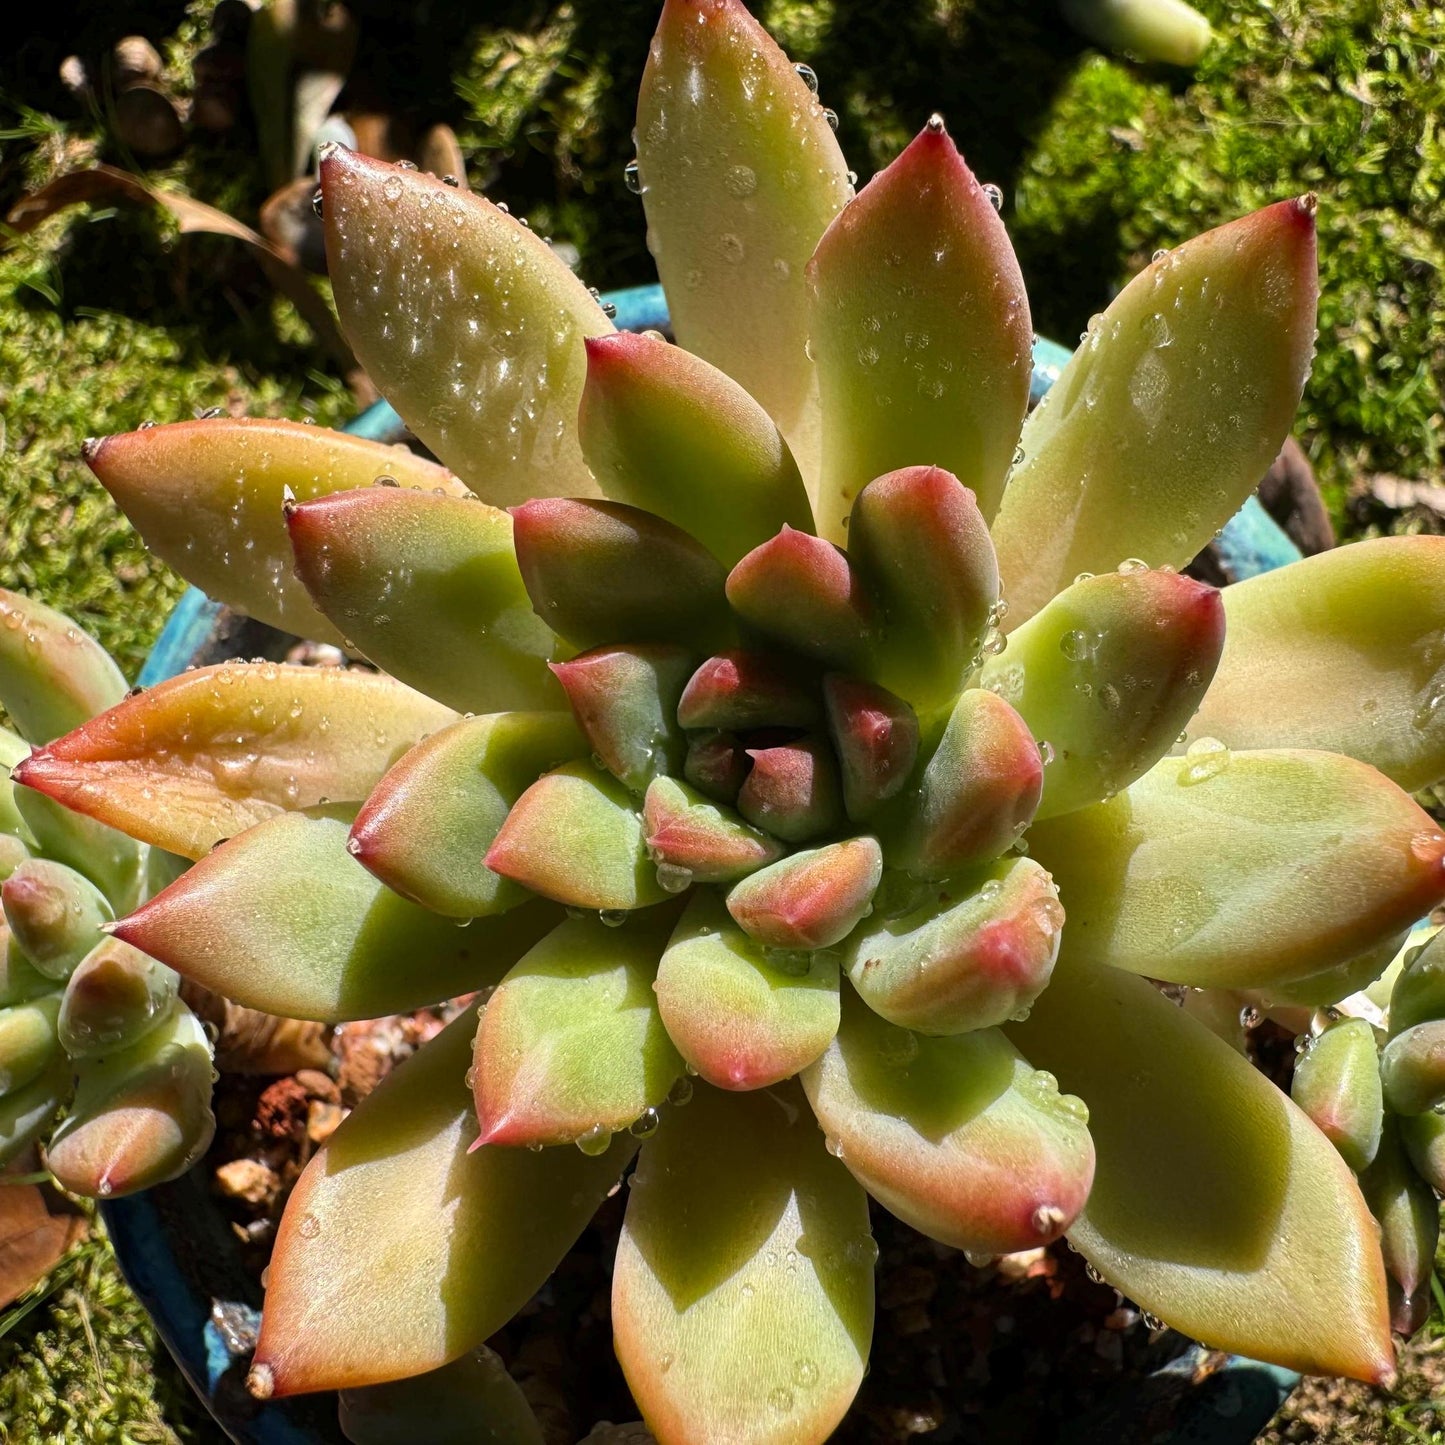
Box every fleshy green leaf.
[2,859,112,981]
[472,909,683,1148]
[656,891,839,1091]
[684,729,749,804]
[11,782,143,915]
[845,856,1062,1034]
[579,332,814,567]
[980,568,1224,819]
[57,937,177,1059]
[1030,750,1445,989]
[642,775,784,886]
[677,651,820,732]
[1379,1022,1445,1116]
[992,199,1318,625]
[112,814,561,1021]
[84,419,465,647]
[725,837,883,951]
[1289,1018,1383,1173]
[1007,958,1395,1382]
[1060,0,1212,66]
[844,468,998,715]
[613,1080,872,1445]
[15,663,454,859]
[823,675,920,824]
[320,148,610,505]
[485,760,669,912]
[1400,1109,1445,1195]
[1361,1118,1440,1336]
[0,995,61,1095]
[286,488,558,714]
[737,735,845,844]
[806,121,1032,542]
[349,712,586,920]
[0,590,126,745]
[803,986,1092,1252]
[1187,537,1445,792]
[1387,927,1445,1038]
[252,1010,636,1396]
[0,1058,69,1168]
[635,0,851,492]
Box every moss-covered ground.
[0,0,1441,1438]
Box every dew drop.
[822,107,840,130]
[1179,736,1231,786]
[311,187,324,218]
[926,112,945,133]
[382,176,403,203]
[599,909,630,927]
[1039,740,1055,766]
[630,1106,662,1139]
[1239,1004,1261,1030]
[1031,1203,1066,1236]
[1059,629,1094,663]
[1152,247,1169,264]
[298,1212,321,1239]
[623,159,642,193]
[575,1123,612,1155]
[1117,557,1149,575]
[656,862,693,894]
[667,1075,694,1106]
[982,182,1004,212]
[794,63,819,93]
[769,1387,795,1414]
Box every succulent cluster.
[13,0,1445,1439]
[0,590,214,1198]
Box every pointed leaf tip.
[726,836,883,951]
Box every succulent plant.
[0,589,215,1198]
[15,0,1445,1436]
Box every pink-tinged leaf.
[485,761,669,912]
[337,1347,545,1445]
[1007,958,1395,1383]
[1187,537,1445,792]
[883,689,1041,878]
[84,420,463,648]
[677,650,820,732]
[1030,749,1445,990]
[981,568,1224,819]
[613,1080,872,1444]
[286,488,557,714]
[10,781,143,916]
[349,712,585,920]
[1290,1018,1383,1173]
[806,122,1032,541]
[656,891,839,1091]
[0,995,61,1096]
[635,0,851,493]
[14,664,454,860]
[252,1009,636,1396]
[823,675,920,823]
[0,1060,70,1169]
[0,591,125,745]
[550,645,693,794]
[510,498,731,652]
[113,815,561,1021]
[1379,1022,1445,1116]
[320,148,610,505]
[844,468,999,715]
[643,775,784,886]
[1400,1109,1445,1195]
[1387,928,1445,1038]
[472,908,682,1148]
[737,735,845,844]
[57,937,177,1059]
[684,729,749,804]
[804,986,1091,1254]
[1360,1119,1439,1336]
[993,200,1318,625]
[726,527,873,673]
[2,859,112,981]
[1060,0,1212,66]
[45,1006,215,1199]
[579,333,814,567]
[845,857,1062,1034]
[726,837,883,951]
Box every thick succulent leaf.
[1187,537,1445,792]
[338,1347,545,1445]
[643,776,784,886]
[0,590,125,744]
[677,651,820,732]
[882,689,1041,878]
[656,891,839,1091]
[1060,0,1212,66]
[1361,1118,1440,1336]
[613,1080,872,1445]
[804,987,1092,1253]
[993,199,1318,625]
[45,1005,215,1199]
[286,489,558,714]
[1030,749,1445,989]
[981,568,1224,819]
[485,761,669,912]
[823,676,919,824]
[550,645,692,794]
[579,333,813,567]
[2,859,112,981]
[1379,1023,1445,1116]
[0,725,33,841]
[736,736,844,844]
[57,937,177,1059]
[472,909,683,1148]
[807,122,1031,541]
[320,147,611,504]
[0,835,31,882]
[1387,927,1445,1038]
[14,664,454,859]
[1007,957,1394,1382]
[684,729,749,804]
[349,712,585,919]
[252,1009,636,1396]
[84,419,464,646]
[726,838,883,952]
[635,0,851,492]
[0,928,54,1007]
[1290,1018,1383,1173]
[10,783,143,915]
[845,857,1062,1035]
[112,814,561,1021]
[0,995,61,1096]
[511,499,732,653]
[1256,928,1407,1011]
[0,1058,70,1168]
[1400,1109,1445,1194]
[844,468,998,715]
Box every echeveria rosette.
[20,0,1445,1434]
